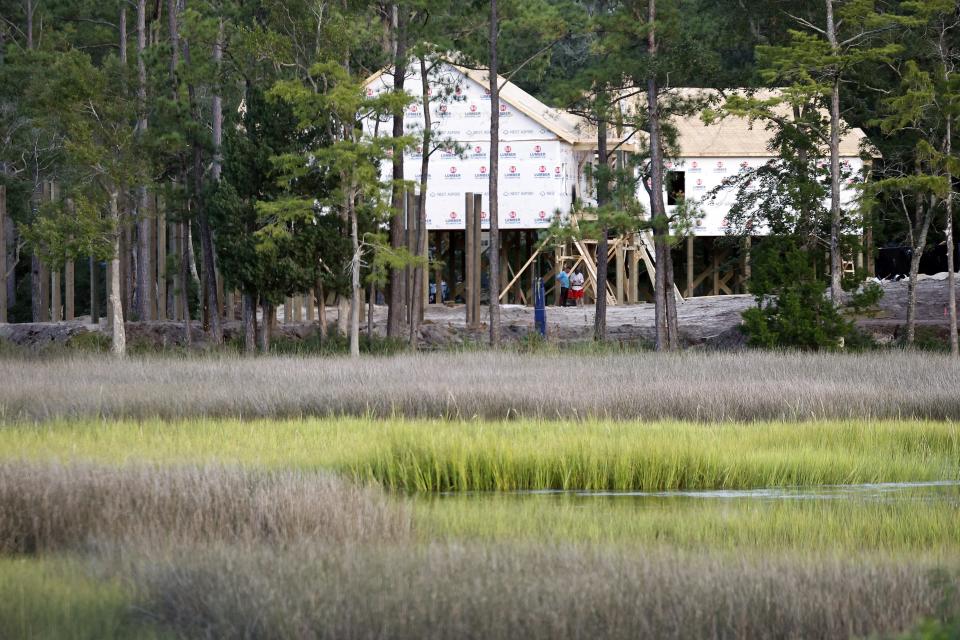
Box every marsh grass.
[3,350,960,422]
[0,557,168,639]
[414,491,960,552]
[4,418,957,491]
[127,543,959,640]
[0,461,411,554]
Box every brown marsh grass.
[129,542,958,640]
[0,461,411,553]
[2,350,960,422]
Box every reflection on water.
[442,481,960,505]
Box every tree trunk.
[594,116,609,341]
[316,278,328,340]
[180,221,191,346]
[136,0,153,321]
[386,5,407,338]
[906,192,936,345]
[368,279,376,339]
[0,185,5,323]
[109,190,126,356]
[259,301,272,352]
[410,55,432,348]
[488,0,502,346]
[349,189,361,358]
[179,0,221,344]
[242,290,256,354]
[944,69,957,356]
[647,0,677,350]
[825,0,843,303]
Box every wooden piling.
[465,193,475,326]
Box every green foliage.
[741,238,859,350]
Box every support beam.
[464,193,475,326]
[615,243,625,304]
[686,236,694,298]
[628,246,639,304]
[472,193,482,322]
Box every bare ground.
[0,277,955,350]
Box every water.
[439,480,960,505]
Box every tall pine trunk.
[242,291,256,354]
[825,0,843,303]
[488,0,502,346]
[409,55,432,348]
[136,0,154,321]
[947,114,957,357]
[108,190,126,356]
[349,186,361,358]
[386,6,407,338]
[182,11,222,344]
[647,0,678,350]
[594,116,609,341]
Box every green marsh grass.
[414,490,960,552]
[0,557,167,639]
[3,418,957,491]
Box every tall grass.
[3,350,960,422]
[127,543,958,640]
[4,418,957,491]
[0,462,411,553]
[0,557,168,639]
[415,490,960,552]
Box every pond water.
[511,480,960,503]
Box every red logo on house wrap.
[510,166,517,173]
[481,211,488,219]
[455,85,462,96]
[480,166,487,173]
[509,211,517,219]
[475,146,482,153]
[555,166,561,174]
[439,105,447,113]
[366,88,374,96]
[409,104,418,113]
[538,211,547,219]
[450,166,457,173]
[449,211,457,219]
[470,104,477,112]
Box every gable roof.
[626,88,878,159]
[363,62,640,150]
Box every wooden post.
[90,257,100,324]
[628,246,640,304]
[473,193,482,321]
[51,269,61,321]
[65,259,74,320]
[433,231,443,305]
[615,243,625,304]
[0,185,6,323]
[156,203,167,320]
[686,236,695,298]
[465,193,475,326]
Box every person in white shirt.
[569,270,585,306]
